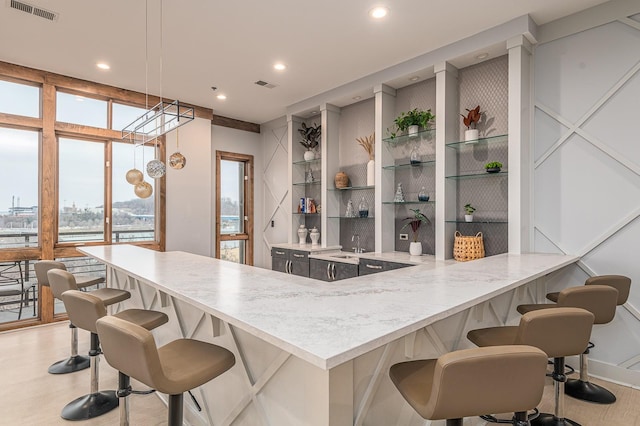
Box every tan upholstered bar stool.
[34,260,115,374]
[61,289,168,422]
[96,315,236,426]
[467,307,595,426]
[390,345,548,426]
[520,283,623,404]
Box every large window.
[58,138,105,243]
[56,92,107,128]
[0,79,40,118]
[0,128,39,248]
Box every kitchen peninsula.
[80,245,577,426]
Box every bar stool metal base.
[47,355,90,374]
[565,379,616,404]
[531,413,580,426]
[61,390,118,420]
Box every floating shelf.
[382,200,434,205]
[329,185,374,191]
[292,158,321,166]
[445,133,508,148]
[382,160,436,170]
[292,181,321,186]
[292,212,320,216]
[382,128,436,146]
[446,171,508,180]
[446,220,508,224]
[327,216,375,219]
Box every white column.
[507,35,534,254]
[287,114,302,244]
[374,84,396,253]
[321,103,341,247]
[435,62,459,260]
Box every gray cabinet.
[358,259,411,276]
[271,248,310,277]
[309,259,358,282]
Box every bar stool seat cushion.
[89,287,131,306]
[389,345,547,420]
[114,309,168,333]
[75,275,106,289]
[466,326,518,348]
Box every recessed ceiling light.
[353,96,362,100]
[274,63,286,71]
[217,94,227,100]
[475,53,489,60]
[369,6,389,19]
[409,76,420,82]
[96,62,110,70]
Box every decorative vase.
[409,241,422,256]
[393,183,405,203]
[418,187,429,202]
[335,171,349,188]
[464,129,479,143]
[486,167,501,173]
[310,227,320,246]
[358,197,369,218]
[410,145,420,165]
[408,125,419,137]
[345,200,356,217]
[367,159,375,186]
[304,150,315,161]
[298,224,308,245]
[465,214,474,222]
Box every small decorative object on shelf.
[356,133,375,186]
[298,224,308,245]
[345,200,356,218]
[335,171,349,188]
[418,187,429,202]
[453,231,485,261]
[358,197,369,218]
[298,197,317,213]
[464,203,476,222]
[393,183,406,202]
[485,161,502,173]
[298,122,321,161]
[401,208,431,256]
[305,168,314,183]
[310,227,320,246]
[392,108,435,138]
[461,105,482,142]
[410,145,421,165]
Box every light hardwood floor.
[0,322,638,425]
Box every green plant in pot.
[485,161,503,173]
[401,208,431,256]
[464,203,476,222]
[393,108,435,138]
[298,122,321,161]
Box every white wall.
[165,119,264,267]
[534,5,640,385]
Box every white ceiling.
[0,0,611,124]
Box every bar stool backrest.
[426,345,547,420]
[34,260,66,287]
[516,307,594,358]
[557,285,618,324]
[47,269,78,300]
[61,290,107,333]
[585,275,631,306]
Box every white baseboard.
[584,358,640,389]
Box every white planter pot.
[303,150,315,161]
[408,125,419,137]
[409,242,422,256]
[464,129,479,143]
[465,214,473,222]
[367,159,375,186]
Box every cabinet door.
[290,259,310,277]
[309,259,331,281]
[358,259,385,276]
[333,262,358,281]
[272,257,289,273]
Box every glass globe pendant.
[134,181,153,198]
[125,168,143,184]
[146,159,166,178]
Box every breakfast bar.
[80,245,578,426]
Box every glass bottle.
[410,145,420,165]
[345,200,355,217]
[418,187,429,202]
[358,196,369,218]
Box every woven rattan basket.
[334,171,349,188]
[453,231,485,261]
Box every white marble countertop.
[80,245,578,370]
[271,243,342,253]
[309,251,454,266]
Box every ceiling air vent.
[254,80,277,89]
[9,0,59,21]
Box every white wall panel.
[534,6,640,386]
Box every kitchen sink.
[330,254,360,260]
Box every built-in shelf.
[329,185,374,191]
[445,220,508,224]
[293,212,320,216]
[328,216,375,219]
[292,158,321,166]
[382,160,436,170]
[445,133,508,148]
[293,181,321,186]
[446,171,508,180]
[382,128,436,146]
[382,200,434,205]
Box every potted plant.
[298,122,321,161]
[485,161,502,173]
[401,208,431,256]
[464,203,476,222]
[461,105,482,142]
[393,108,435,137]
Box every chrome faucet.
[352,233,364,253]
